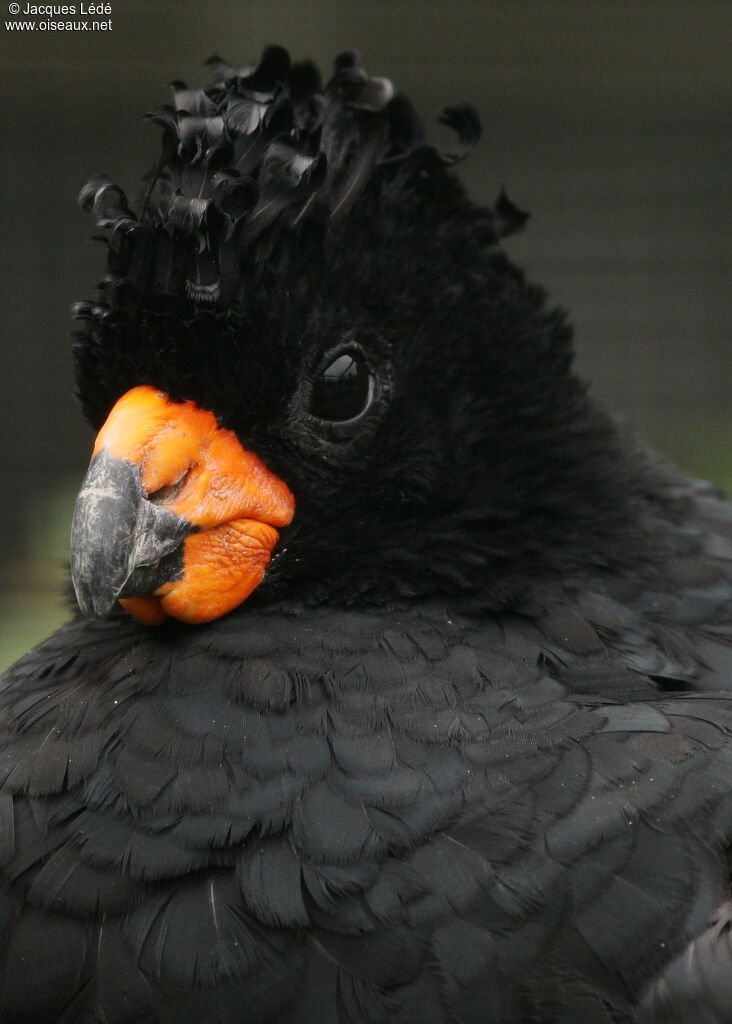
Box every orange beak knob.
[71,386,295,625]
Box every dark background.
[1,1,730,666]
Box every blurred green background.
[0,1,731,670]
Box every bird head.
[71,46,639,626]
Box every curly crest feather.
[76,46,486,319]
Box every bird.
[2,42,732,1023]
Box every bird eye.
[309,349,374,423]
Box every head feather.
[77,47,482,316]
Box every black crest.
[75,46,483,318]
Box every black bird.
[2,46,732,1023]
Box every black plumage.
[3,45,732,1022]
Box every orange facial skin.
[92,386,295,625]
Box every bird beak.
[70,386,295,625]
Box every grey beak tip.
[71,571,119,620]
[70,448,192,620]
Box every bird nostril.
[147,468,191,506]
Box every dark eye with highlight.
[309,350,374,423]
